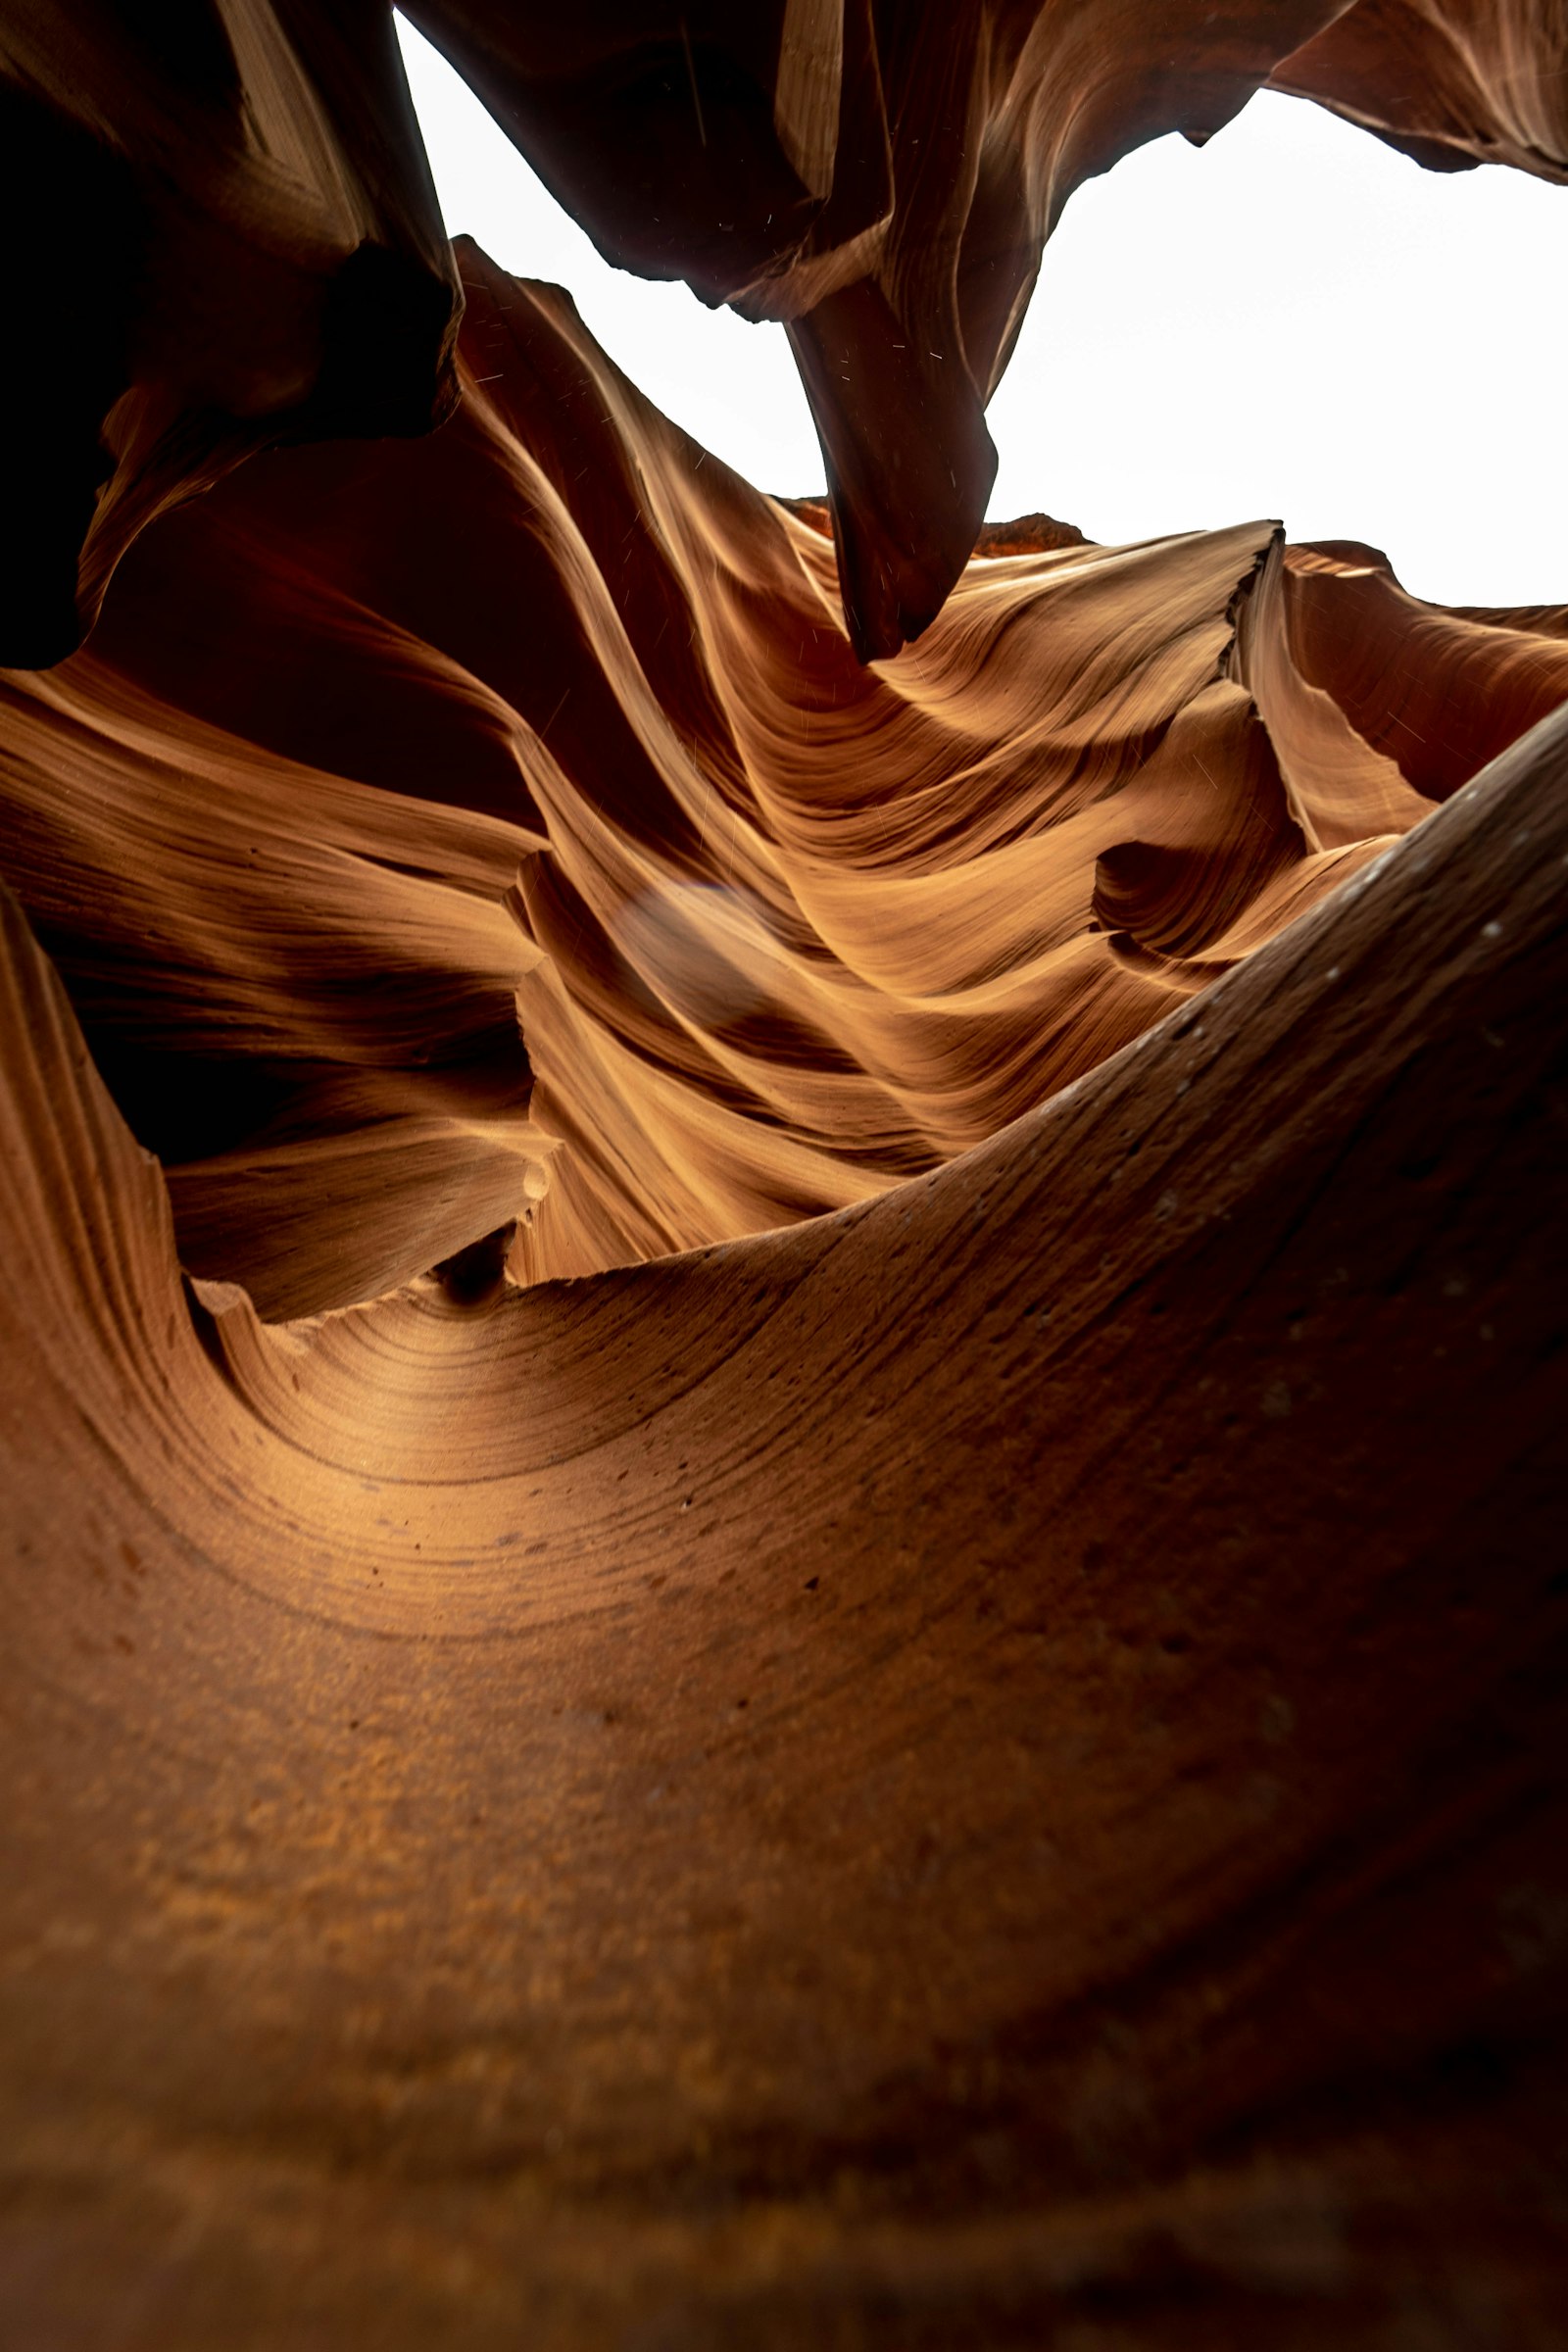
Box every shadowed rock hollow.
[1,5,1565,2346]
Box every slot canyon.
[1,4,1566,2344]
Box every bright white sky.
[396,16,1567,608]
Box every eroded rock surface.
[6,248,1566,1316]
[8,3,1566,666]
[1,6,1566,2346]
[1,706,1565,2344]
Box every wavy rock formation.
[2,698,1565,2346]
[401,0,1359,658]
[404,0,1568,656]
[10,5,1566,670]
[3,5,1567,2346]
[8,247,1568,1319]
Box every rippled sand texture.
[3,3,1568,2347]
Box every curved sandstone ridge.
[8,3,1567,665]
[390,0,1568,654]
[2,704,1565,2345]
[3,9,1568,2345]
[4,247,1568,1317]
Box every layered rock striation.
[1,5,1566,2347]
[6,246,1568,1315]
[7,3,1566,668]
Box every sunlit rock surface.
[6,246,1568,1317]
[2,705,1565,2344]
[1,5,1566,2346]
